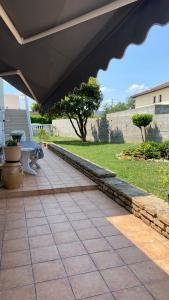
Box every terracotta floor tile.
[113,286,154,300]
[117,246,149,264]
[0,265,33,290]
[26,217,48,227]
[98,225,121,237]
[50,222,73,233]
[76,228,102,241]
[145,279,169,300]
[91,250,124,270]
[84,294,115,300]
[126,230,157,244]
[33,259,66,282]
[0,285,36,300]
[36,278,75,300]
[92,217,110,227]
[5,219,27,230]
[70,219,94,230]
[66,212,87,221]
[3,238,29,253]
[1,250,31,269]
[58,241,87,258]
[31,245,59,263]
[129,261,168,284]
[47,214,68,224]
[106,235,133,249]
[54,230,79,245]
[83,238,112,253]
[28,225,51,237]
[137,240,169,260]
[29,234,55,248]
[69,271,109,299]
[26,210,45,219]
[63,254,96,276]
[4,228,28,241]
[101,266,141,291]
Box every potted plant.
[11,131,23,143]
[4,140,21,162]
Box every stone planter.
[2,162,23,189]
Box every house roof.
[0,0,169,108]
[132,81,169,98]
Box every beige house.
[132,81,169,108]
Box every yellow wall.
[135,86,169,108]
[4,94,20,109]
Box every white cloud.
[100,86,115,93]
[127,83,149,94]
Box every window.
[153,96,156,103]
[158,95,162,102]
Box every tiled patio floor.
[0,148,96,198]
[0,149,169,299]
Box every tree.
[31,102,41,112]
[51,77,102,142]
[132,114,153,142]
[102,97,135,115]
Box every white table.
[21,147,37,176]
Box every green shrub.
[31,115,52,124]
[122,141,161,159]
[159,140,169,158]
[37,129,49,141]
[142,143,161,159]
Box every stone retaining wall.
[48,142,169,240]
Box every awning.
[0,0,169,108]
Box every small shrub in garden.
[159,140,169,158]
[38,129,49,142]
[142,143,161,159]
[132,114,153,142]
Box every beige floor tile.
[47,214,67,224]
[92,217,110,227]
[101,266,141,291]
[66,212,87,221]
[84,294,115,300]
[76,227,102,241]
[145,279,169,300]
[31,245,59,263]
[29,234,54,248]
[91,250,124,270]
[36,278,75,300]
[117,246,149,264]
[3,238,29,253]
[98,225,121,237]
[26,217,48,227]
[0,285,36,300]
[50,222,73,233]
[4,228,27,241]
[0,265,33,290]
[113,286,154,300]
[83,238,112,253]
[33,259,66,282]
[26,210,45,219]
[54,230,79,244]
[5,219,27,230]
[70,219,93,230]
[106,235,133,249]
[58,241,87,258]
[129,261,169,284]
[63,254,96,276]
[28,225,51,237]
[1,250,31,269]
[137,240,169,260]
[69,271,109,299]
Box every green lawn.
[43,136,169,201]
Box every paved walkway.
[0,150,169,299]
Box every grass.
[37,136,169,200]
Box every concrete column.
[0,78,5,145]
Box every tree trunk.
[140,127,145,142]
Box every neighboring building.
[132,81,169,108]
[4,94,20,109]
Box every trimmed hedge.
[31,115,52,124]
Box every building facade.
[132,81,169,108]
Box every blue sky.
[3,23,169,109]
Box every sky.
[3,23,169,109]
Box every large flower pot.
[2,162,23,189]
[4,146,21,162]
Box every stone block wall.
[52,104,169,143]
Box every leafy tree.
[102,97,135,115]
[50,77,102,142]
[31,102,41,112]
[132,114,153,142]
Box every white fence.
[31,124,53,136]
